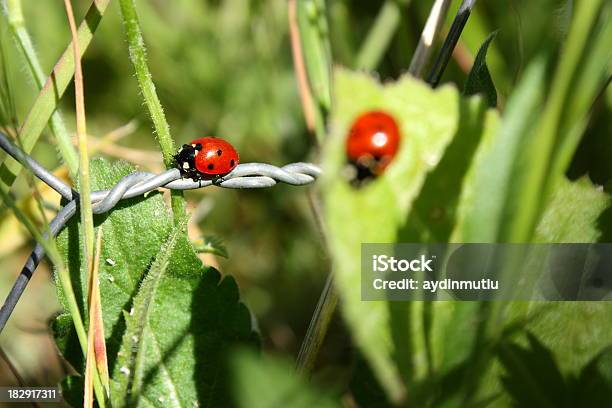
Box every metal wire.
[426,0,477,87]
[408,0,452,78]
[0,131,320,332]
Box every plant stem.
[3,0,79,177]
[85,228,110,403]
[356,0,410,71]
[296,191,336,373]
[55,251,107,408]
[292,0,334,371]
[64,0,94,272]
[118,0,185,222]
[295,0,332,144]
[296,273,338,373]
[288,0,317,133]
[64,1,105,405]
[296,0,332,111]
[0,0,111,189]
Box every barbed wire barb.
[0,131,321,333]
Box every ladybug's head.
[174,143,202,174]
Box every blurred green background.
[0,0,610,401]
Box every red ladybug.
[174,137,239,180]
[345,111,400,181]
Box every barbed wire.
[426,0,476,87]
[0,132,321,332]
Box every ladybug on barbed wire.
[344,110,401,184]
[174,137,240,180]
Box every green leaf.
[230,349,340,408]
[112,225,184,405]
[54,159,258,405]
[536,178,610,243]
[526,178,612,375]
[55,159,174,373]
[463,31,498,108]
[111,228,257,407]
[321,68,498,402]
[456,8,510,97]
[193,235,229,258]
[453,175,612,401]
[398,95,497,242]
[525,302,612,375]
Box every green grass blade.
[0,33,19,133]
[0,0,111,187]
[3,0,78,177]
[63,1,104,404]
[296,0,332,112]
[451,59,546,242]
[511,0,604,241]
[548,4,612,188]
[355,0,410,71]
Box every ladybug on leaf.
[345,110,401,183]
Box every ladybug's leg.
[186,168,203,181]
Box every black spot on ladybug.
[195,143,203,151]
[230,159,235,167]
[207,164,214,170]
[217,149,222,156]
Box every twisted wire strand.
[426,0,477,87]
[0,132,320,332]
